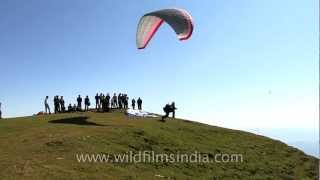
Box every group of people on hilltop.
[94,93,112,112]
[2,97,177,122]
[54,96,65,113]
[44,93,143,114]
[44,95,68,114]
[95,93,142,111]
[94,93,143,112]
[1,97,176,122]
[76,95,91,112]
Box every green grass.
[0,111,318,179]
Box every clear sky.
[0,0,318,154]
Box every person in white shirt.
[44,96,51,114]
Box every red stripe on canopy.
[139,19,164,49]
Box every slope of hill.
[0,111,318,179]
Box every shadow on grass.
[49,116,105,126]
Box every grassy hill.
[0,111,318,179]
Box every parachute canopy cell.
[136,8,193,49]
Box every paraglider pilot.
[161,102,177,122]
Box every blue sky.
[0,1,318,155]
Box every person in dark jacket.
[118,93,122,109]
[84,95,90,111]
[77,95,82,111]
[68,103,73,112]
[95,93,100,110]
[54,96,60,114]
[123,94,128,109]
[60,96,65,112]
[131,98,136,110]
[112,93,118,109]
[137,97,142,110]
[161,102,177,122]
[171,102,176,118]
[106,93,110,112]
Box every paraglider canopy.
[136,8,194,49]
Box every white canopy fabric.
[125,109,159,118]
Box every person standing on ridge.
[126,95,129,109]
[137,97,142,110]
[123,94,128,109]
[57,96,61,113]
[131,98,136,110]
[77,95,82,111]
[57,95,61,113]
[118,93,122,109]
[44,96,51,114]
[53,96,56,113]
[54,96,60,114]
[106,93,110,112]
[99,93,103,110]
[100,94,105,111]
[112,93,118,109]
[171,102,176,118]
[60,96,65,112]
[84,95,90,111]
[95,93,100,110]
